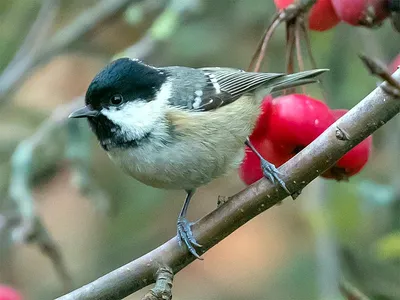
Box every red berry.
[389,54,400,74]
[251,95,273,139]
[274,0,294,9]
[239,138,294,185]
[0,285,22,300]
[265,94,336,153]
[274,0,340,31]
[309,0,341,31]
[322,109,372,180]
[331,0,389,26]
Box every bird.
[69,57,327,258]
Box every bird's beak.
[69,105,99,118]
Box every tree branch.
[56,69,400,300]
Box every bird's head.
[69,58,170,150]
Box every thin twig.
[359,53,400,92]
[248,13,281,72]
[301,21,317,69]
[248,0,317,72]
[285,21,295,74]
[285,20,296,95]
[294,18,307,94]
[141,267,173,300]
[56,70,400,300]
[300,19,328,101]
[294,19,305,72]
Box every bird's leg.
[177,189,202,259]
[245,138,291,195]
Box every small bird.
[69,58,327,258]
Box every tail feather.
[269,69,328,93]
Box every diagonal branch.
[56,70,400,300]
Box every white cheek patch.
[101,80,172,141]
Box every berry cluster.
[239,95,373,185]
[275,0,390,30]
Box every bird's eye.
[110,94,123,105]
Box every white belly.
[107,95,260,190]
[108,141,245,190]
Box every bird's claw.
[260,159,291,195]
[177,217,203,260]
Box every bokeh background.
[0,0,399,299]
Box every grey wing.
[192,67,284,111]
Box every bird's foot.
[260,158,291,195]
[177,217,202,259]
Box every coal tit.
[69,58,327,258]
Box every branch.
[56,67,400,299]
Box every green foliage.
[375,231,400,260]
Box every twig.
[0,0,142,100]
[294,18,307,94]
[247,0,316,72]
[285,20,296,75]
[248,12,281,72]
[359,53,400,95]
[294,19,305,72]
[56,70,400,300]
[300,21,317,69]
[141,267,173,300]
[296,6,329,101]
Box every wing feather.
[171,67,327,111]
[193,67,283,110]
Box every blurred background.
[0,0,399,299]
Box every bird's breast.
[106,95,260,190]
[107,139,245,190]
